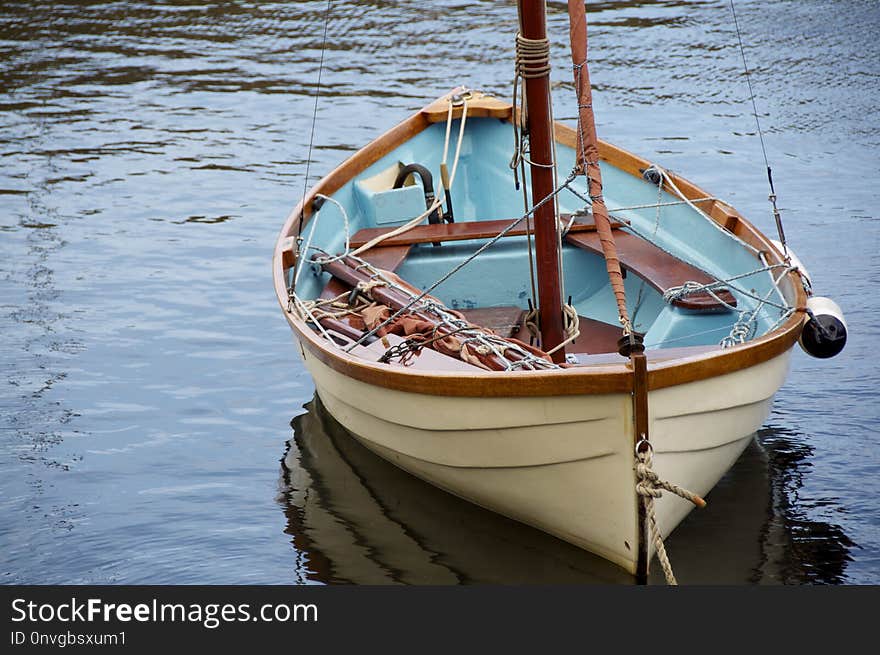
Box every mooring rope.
[635,442,706,585]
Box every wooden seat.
[349,214,624,249]
[564,316,626,354]
[565,230,736,311]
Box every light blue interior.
[293,116,791,350]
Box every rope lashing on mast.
[635,440,706,586]
[545,303,580,356]
[511,33,556,174]
[510,32,551,318]
[515,33,552,79]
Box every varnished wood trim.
[273,106,432,301]
[421,89,513,123]
[566,230,738,311]
[286,306,801,397]
[280,236,296,270]
[349,214,619,248]
[289,311,633,395]
[273,91,808,398]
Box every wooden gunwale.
[273,92,806,398]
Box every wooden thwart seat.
[565,230,736,311]
[349,214,623,249]
[349,216,733,312]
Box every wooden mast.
[518,0,566,363]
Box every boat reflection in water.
[278,398,855,585]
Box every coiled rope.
[545,304,580,356]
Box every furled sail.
[567,0,633,337]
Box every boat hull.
[298,342,791,575]
[273,91,807,577]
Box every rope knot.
[634,445,707,585]
[635,448,706,509]
[356,278,386,294]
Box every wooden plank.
[420,89,513,123]
[566,316,625,355]
[280,236,296,270]
[565,230,737,311]
[349,214,623,249]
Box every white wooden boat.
[272,1,845,580]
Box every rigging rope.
[545,304,579,355]
[342,172,577,351]
[347,96,468,258]
[728,0,788,257]
[567,1,633,338]
[511,63,539,312]
[297,0,334,241]
[513,29,567,325]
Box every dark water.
[1,0,877,584]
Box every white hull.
[299,345,792,575]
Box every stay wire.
[297,0,334,239]
[729,0,788,254]
[730,0,770,173]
